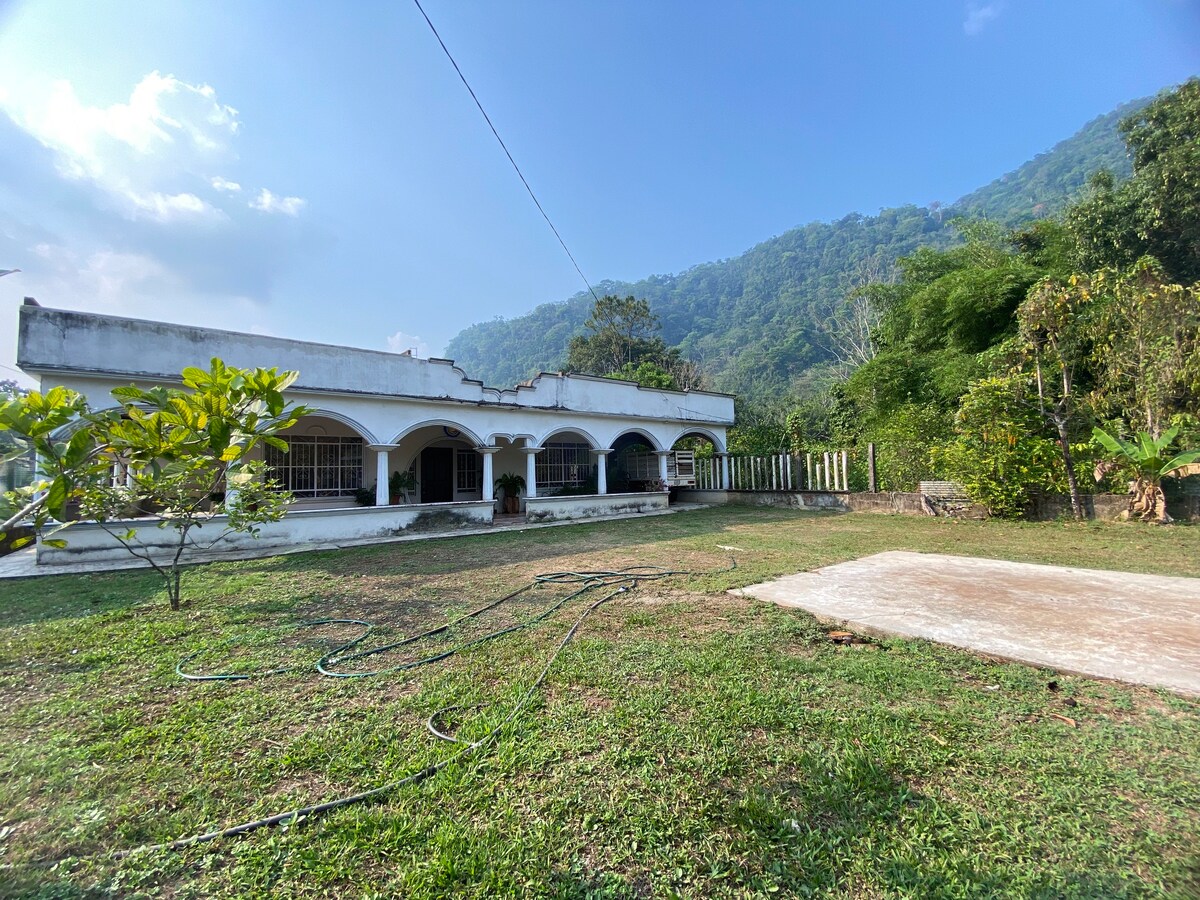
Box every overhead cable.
[411,0,601,303]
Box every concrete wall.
[35,501,495,566]
[1028,493,1200,522]
[525,491,668,523]
[684,488,1200,522]
[18,305,733,453]
[843,492,930,515]
[676,489,850,511]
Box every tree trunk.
[1054,416,1085,521]
[1129,478,1172,523]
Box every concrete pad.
[734,551,1200,696]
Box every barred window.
[536,442,592,489]
[265,435,363,498]
[456,448,479,491]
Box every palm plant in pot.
[389,469,418,505]
[495,472,525,514]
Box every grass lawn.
[2,506,1199,898]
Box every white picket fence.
[693,450,852,492]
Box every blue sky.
[1,0,1197,385]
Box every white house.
[16,302,735,564]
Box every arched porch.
[264,412,375,510]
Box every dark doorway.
[420,447,454,503]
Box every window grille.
[265,435,363,498]
[536,442,592,489]
[456,449,479,491]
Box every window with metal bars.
[264,435,363,498]
[456,448,479,491]
[536,442,592,489]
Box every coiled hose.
[119,560,734,857]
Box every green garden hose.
[118,559,735,857]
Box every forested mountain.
[951,102,1139,224]
[444,97,1144,397]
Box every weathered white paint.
[35,501,496,566]
[524,491,668,523]
[17,304,736,562]
[522,445,541,501]
[18,306,733,456]
[594,449,611,495]
[478,447,498,503]
[369,444,394,506]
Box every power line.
[411,0,600,304]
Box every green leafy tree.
[1068,78,1200,283]
[1014,277,1096,519]
[566,295,665,375]
[1087,258,1200,437]
[868,403,950,491]
[937,376,1069,518]
[609,361,676,389]
[1092,425,1200,523]
[0,360,311,609]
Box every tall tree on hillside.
[1068,78,1200,283]
[818,254,895,375]
[566,295,662,375]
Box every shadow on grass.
[225,506,782,581]
[0,507,784,629]
[719,751,1142,897]
[0,567,166,629]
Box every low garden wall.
[525,491,669,523]
[676,489,849,511]
[1028,492,1199,522]
[35,500,496,566]
[678,489,1199,521]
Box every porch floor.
[0,502,708,580]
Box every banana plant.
[1092,426,1200,523]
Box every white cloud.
[0,72,320,376]
[0,71,240,222]
[386,330,429,358]
[211,176,242,193]
[249,188,306,216]
[963,1,1003,36]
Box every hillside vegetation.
[445,101,1140,397]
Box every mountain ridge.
[444,97,1144,398]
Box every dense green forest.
[445,101,1141,397]
[825,80,1200,520]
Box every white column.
[224,470,239,511]
[655,450,671,486]
[720,454,730,490]
[594,449,611,495]
[521,446,542,500]
[477,447,498,502]
[368,445,396,506]
[841,450,849,493]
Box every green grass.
[1,507,1198,898]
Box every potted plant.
[495,472,525,514]
[389,469,418,505]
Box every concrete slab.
[734,551,1200,696]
